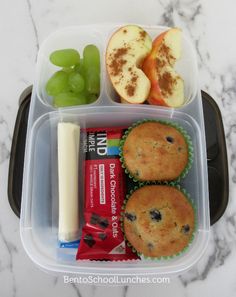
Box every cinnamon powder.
[139,30,147,40]
[109,47,129,76]
[158,44,175,66]
[158,72,177,96]
[156,58,166,68]
[125,73,138,97]
[156,43,177,96]
[125,84,135,96]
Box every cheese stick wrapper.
[58,122,80,245]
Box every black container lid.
[202,91,229,225]
[8,86,32,218]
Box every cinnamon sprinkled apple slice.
[106,25,152,104]
[143,27,184,107]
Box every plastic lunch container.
[20,24,210,277]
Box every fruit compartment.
[104,24,198,107]
[36,24,198,110]
[36,26,105,108]
[20,104,209,275]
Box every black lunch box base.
[8,88,229,225]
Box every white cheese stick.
[58,122,80,242]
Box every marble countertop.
[1,0,236,296]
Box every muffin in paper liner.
[119,119,194,184]
[120,183,197,260]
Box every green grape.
[87,93,98,104]
[74,59,85,76]
[50,49,80,67]
[48,45,100,106]
[83,45,100,72]
[46,71,69,96]
[53,92,86,107]
[75,91,87,105]
[62,66,75,73]
[84,67,100,94]
[68,72,85,93]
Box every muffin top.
[123,185,195,258]
[122,121,189,181]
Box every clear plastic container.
[20,24,210,278]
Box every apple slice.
[120,97,131,104]
[106,25,152,104]
[142,28,184,107]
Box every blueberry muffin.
[121,121,190,181]
[123,185,195,258]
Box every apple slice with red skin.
[142,28,184,107]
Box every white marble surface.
[1,0,236,296]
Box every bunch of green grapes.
[46,46,100,107]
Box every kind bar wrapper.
[76,127,138,260]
